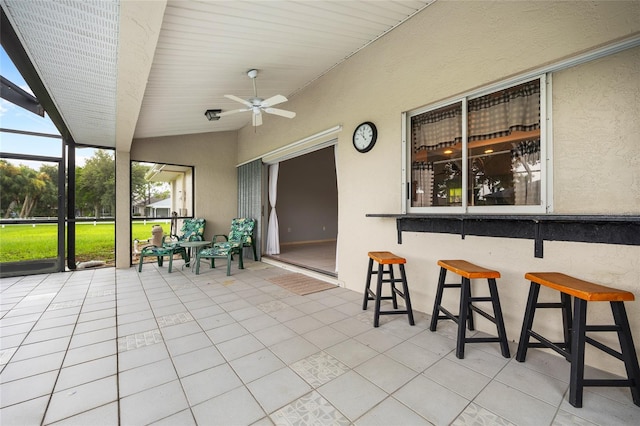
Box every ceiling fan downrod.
[248,69,259,100]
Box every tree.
[130,161,172,216]
[76,150,115,218]
[0,160,55,218]
[131,162,150,202]
[0,160,21,218]
[18,169,50,218]
[32,164,59,217]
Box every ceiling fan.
[218,69,296,127]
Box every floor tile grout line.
[38,269,96,426]
[362,308,518,425]
[0,273,74,415]
[114,268,124,426]
[185,266,283,423]
[155,266,240,425]
[247,289,420,423]
[180,265,356,423]
[232,264,568,421]
[461,352,523,426]
[0,273,64,374]
[185,265,296,423]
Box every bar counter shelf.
[365,214,640,258]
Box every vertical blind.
[237,159,262,260]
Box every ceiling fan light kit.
[204,109,222,121]
[215,69,296,127]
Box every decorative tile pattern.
[290,352,349,387]
[452,402,516,426]
[257,300,289,314]
[48,300,83,310]
[552,410,598,426]
[169,282,195,291]
[270,391,349,426]
[118,329,163,352]
[88,289,115,297]
[157,312,194,328]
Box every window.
[130,161,194,219]
[404,76,548,213]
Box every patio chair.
[163,217,206,266]
[195,218,256,276]
[137,225,187,273]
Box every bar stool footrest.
[584,379,636,387]
[465,337,503,343]
[379,310,412,316]
[434,307,458,324]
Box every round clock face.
[353,122,377,153]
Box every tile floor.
[1,259,639,425]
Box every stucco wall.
[553,47,640,213]
[130,131,238,241]
[235,1,640,374]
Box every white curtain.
[265,163,280,255]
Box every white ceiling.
[1,0,434,148]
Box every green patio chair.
[163,217,206,266]
[137,225,187,273]
[195,218,256,276]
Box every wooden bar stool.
[516,272,640,408]
[430,260,510,359]
[362,251,415,327]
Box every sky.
[0,46,95,167]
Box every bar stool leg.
[465,278,475,331]
[430,267,447,331]
[569,298,588,408]
[362,258,374,310]
[399,264,415,326]
[516,282,540,362]
[611,301,640,406]
[488,278,511,358]
[373,262,384,327]
[388,265,399,309]
[561,293,573,360]
[456,277,471,359]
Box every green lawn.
[0,221,172,263]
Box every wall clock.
[352,121,377,153]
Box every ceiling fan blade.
[252,111,263,126]
[218,108,250,116]
[261,94,288,108]
[224,94,252,107]
[264,107,296,119]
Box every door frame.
[0,152,65,277]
